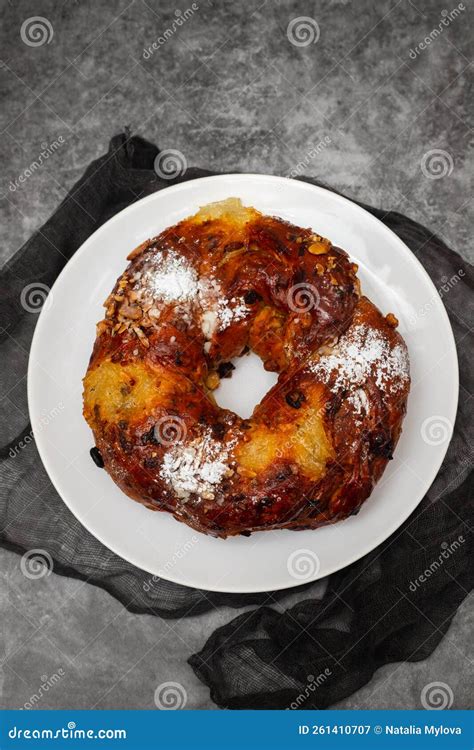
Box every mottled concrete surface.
[0,0,472,710]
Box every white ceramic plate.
[28,175,458,593]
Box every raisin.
[370,431,394,459]
[211,422,226,440]
[207,236,219,250]
[325,395,341,419]
[293,267,306,284]
[244,290,261,304]
[141,426,159,445]
[143,457,159,469]
[217,361,235,378]
[308,498,323,511]
[90,447,104,468]
[119,434,133,453]
[285,391,305,409]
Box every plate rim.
[28,173,459,593]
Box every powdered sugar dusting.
[198,287,248,339]
[146,251,200,302]
[216,297,248,331]
[135,250,249,344]
[309,325,409,399]
[347,388,370,415]
[160,428,235,500]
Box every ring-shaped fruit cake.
[83,198,410,538]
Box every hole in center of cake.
[214,351,279,419]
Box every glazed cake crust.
[83,199,410,538]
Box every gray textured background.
[0,0,472,710]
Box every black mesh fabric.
[1,133,472,709]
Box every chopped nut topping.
[237,466,257,478]
[119,303,142,320]
[308,239,331,255]
[206,371,220,390]
[385,312,399,328]
[133,326,149,347]
[127,240,150,261]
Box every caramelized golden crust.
[83,199,410,537]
